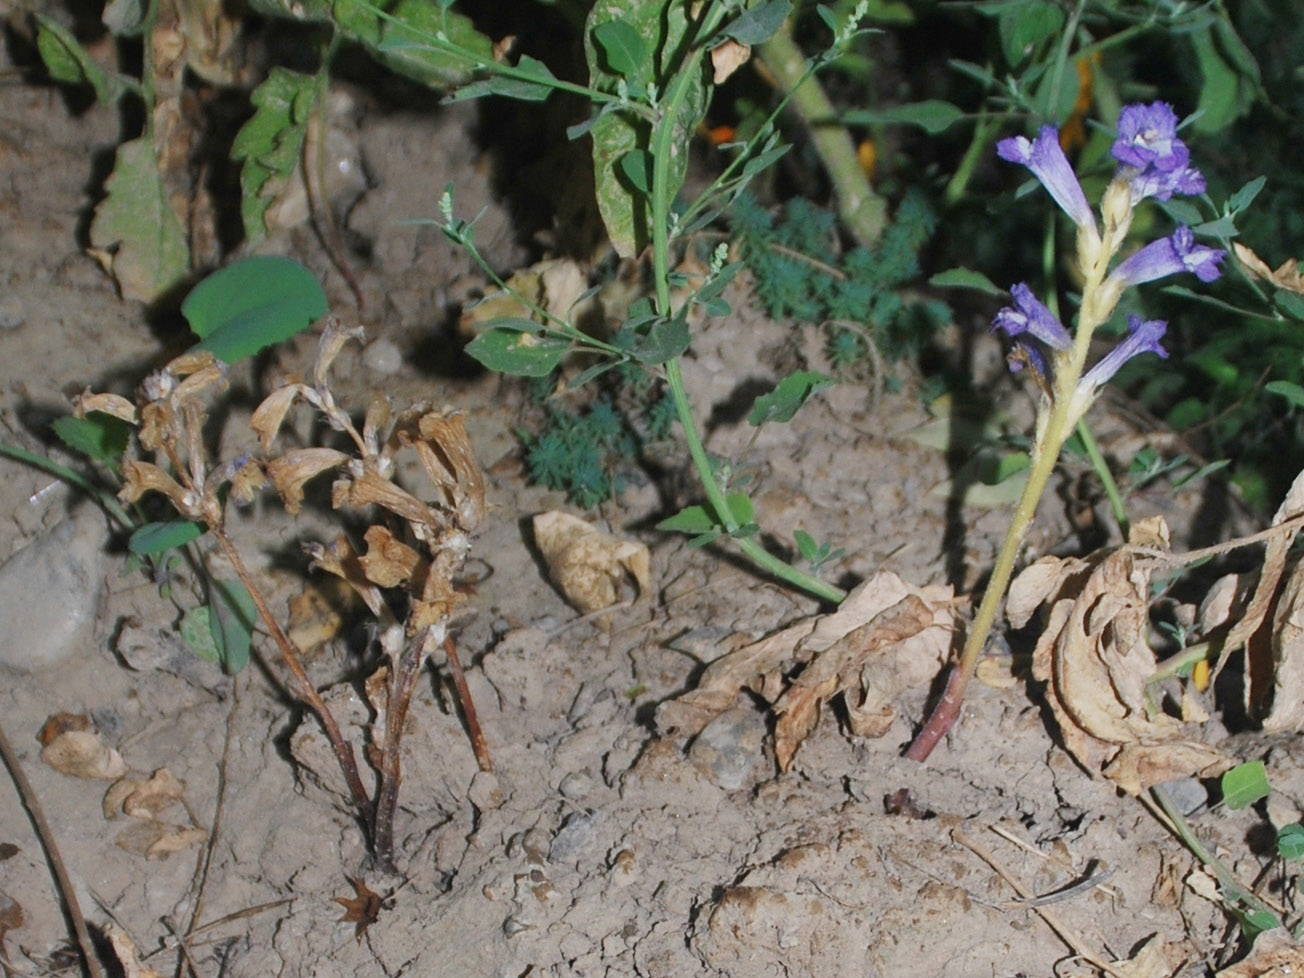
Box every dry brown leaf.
[41,730,127,781]
[286,583,348,656]
[1104,935,1178,978]
[250,383,310,453]
[307,537,384,618]
[36,712,89,745]
[533,511,651,618]
[105,922,164,978]
[336,876,388,941]
[0,890,23,940]
[103,769,186,819]
[266,448,350,515]
[114,819,206,860]
[656,572,954,750]
[1104,740,1234,796]
[358,525,424,588]
[1233,243,1304,295]
[711,39,751,84]
[1217,928,1304,978]
[1007,555,1087,628]
[1262,555,1304,731]
[413,411,485,530]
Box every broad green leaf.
[1189,25,1249,134]
[618,149,654,194]
[794,529,817,561]
[89,137,189,303]
[51,414,129,466]
[1275,291,1304,322]
[725,492,754,525]
[747,371,833,426]
[209,578,256,673]
[185,256,328,364]
[592,19,648,79]
[930,267,1005,297]
[371,0,494,89]
[181,605,221,664]
[1266,380,1304,409]
[231,67,319,244]
[128,520,205,555]
[630,314,690,364]
[694,261,743,305]
[998,1,1062,67]
[35,15,131,105]
[719,0,792,45]
[1221,760,1270,810]
[444,54,558,102]
[465,328,570,376]
[840,100,964,135]
[586,0,709,257]
[1277,823,1304,861]
[1228,175,1266,214]
[657,504,717,534]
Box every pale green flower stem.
[907,205,1128,760]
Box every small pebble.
[0,294,25,330]
[687,703,768,790]
[362,338,403,375]
[468,770,503,811]
[0,507,105,673]
[1165,777,1208,815]
[549,811,598,865]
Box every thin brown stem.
[0,719,105,978]
[444,635,493,773]
[372,630,432,872]
[210,526,374,827]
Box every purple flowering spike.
[1110,226,1225,287]
[1080,316,1169,391]
[997,126,1096,231]
[992,283,1073,351]
[1112,102,1207,203]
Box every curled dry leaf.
[266,447,350,514]
[1216,928,1304,978]
[413,411,486,531]
[72,391,137,424]
[1233,242,1304,295]
[1262,555,1304,731]
[656,571,954,768]
[307,537,384,618]
[1020,516,1234,794]
[114,819,207,860]
[36,712,89,745]
[711,39,751,84]
[358,525,424,589]
[105,922,164,978]
[250,383,310,453]
[40,730,127,781]
[103,768,185,820]
[533,511,651,618]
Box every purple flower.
[992,283,1072,350]
[997,126,1096,231]
[1110,226,1225,287]
[1079,316,1169,391]
[1112,102,1206,203]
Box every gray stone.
[362,338,403,375]
[687,703,768,790]
[0,506,106,673]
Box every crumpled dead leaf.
[657,571,954,770]
[113,819,207,860]
[1216,928,1304,978]
[40,730,127,781]
[1264,556,1304,731]
[1017,516,1234,794]
[711,39,750,84]
[533,511,651,619]
[459,258,590,338]
[1233,242,1304,295]
[105,921,164,978]
[103,768,185,820]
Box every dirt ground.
[0,25,1289,978]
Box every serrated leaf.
[184,256,328,364]
[51,414,129,466]
[719,0,792,45]
[747,371,833,426]
[231,67,319,244]
[657,504,718,534]
[128,520,205,555]
[839,100,964,134]
[586,0,708,257]
[929,266,1005,297]
[89,137,189,303]
[465,328,570,376]
[1221,760,1270,810]
[209,578,256,674]
[592,19,648,79]
[35,15,131,105]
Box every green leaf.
[209,578,256,674]
[180,605,221,664]
[592,19,648,79]
[445,54,558,102]
[618,149,654,194]
[368,0,494,89]
[466,328,570,376]
[35,15,131,105]
[1228,175,1266,214]
[930,267,1005,297]
[231,67,319,244]
[184,256,328,364]
[839,100,964,135]
[586,0,708,257]
[719,0,792,45]
[1189,25,1249,134]
[747,371,833,426]
[89,137,189,304]
[793,529,818,561]
[51,414,129,466]
[1275,291,1304,322]
[657,504,718,534]
[1266,380,1304,409]
[1277,823,1304,861]
[1222,761,1270,810]
[630,314,690,364]
[128,520,205,555]
[725,492,754,525]
[997,1,1063,67]
[694,262,743,305]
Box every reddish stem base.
[904,666,968,762]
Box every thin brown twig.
[953,828,1130,978]
[0,719,105,978]
[372,629,434,872]
[444,635,493,774]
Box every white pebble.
[362,338,403,375]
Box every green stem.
[756,26,887,247]
[1076,418,1129,537]
[0,442,135,528]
